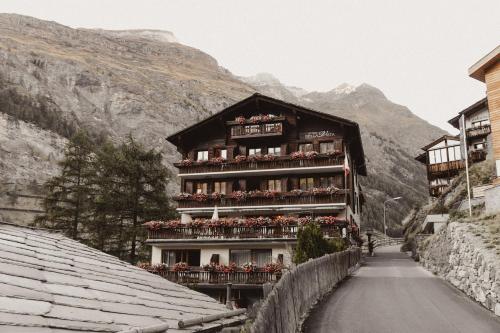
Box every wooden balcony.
[469,149,487,162]
[175,154,345,175]
[467,124,491,138]
[175,191,347,209]
[427,160,465,176]
[154,269,280,285]
[147,223,343,241]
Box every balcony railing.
[175,154,344,174]
[154,269,280,285]
[175,191,348,209]
[147,223,343,240]
[467,124,491,138]
[427,160,465,175]
[469,149,487,162]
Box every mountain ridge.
[0,14,447,232]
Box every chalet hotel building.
[144,94,366,303]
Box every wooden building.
[469,45,500,183]
[144,93,366,305]
[448,98,492,163]
[415,135,464,197]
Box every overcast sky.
[1,1,499,132]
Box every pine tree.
[107,136,174,263]
[34,131,95,240]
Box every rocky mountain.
[0,14,446,231]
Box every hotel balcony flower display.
[242,262,255,273]
[263,263,283,274]
[173,262,190,272]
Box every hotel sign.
[304,130,336,139]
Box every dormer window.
[196,150,208,161]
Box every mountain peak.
[242,73,282,86]
[331,83,357,95]
[90,29,178,43]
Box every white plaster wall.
[200,247,230,265]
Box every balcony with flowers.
[138,261,285,285]
[144,215,346,241]
[173,187,347,209]
[227,114,286,139]
[175,150,345,177]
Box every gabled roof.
[415,152,427,164]
[167,93,367,175]
[0,222,245,332]
[469,45,500,82]
[448,98,488,129]
[420,135,459,151]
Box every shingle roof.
[0,222,245,332]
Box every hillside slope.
[0,14,446,231]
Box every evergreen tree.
[107,136,173,263]
[34,131,95,240]
[293,223,333,264]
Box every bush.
[293,223,346,264]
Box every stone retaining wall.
[250,248,361,333]
[420,222,500,316]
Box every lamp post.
[383,197,402,237]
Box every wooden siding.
[485,61,500,182]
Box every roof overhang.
[468,45,500,82]
[448,97,488,129]
[420,135,459,151]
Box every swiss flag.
[344,155,350,177]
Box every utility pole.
[383,197,402,237]
[461,114,472,217]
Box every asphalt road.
[304,246,500,333]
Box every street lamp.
[383,197,402,237]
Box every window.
[320,142,335,154]
[196,150,208,161]
[454,146,461,160]
[248,148,262,156]
[214,181,226,194]
[267,179,282,192]
[245,125,260,134]
[319,176,342,188]
[162,249,200,266]
[268,147,281,155]
[264,123,281,133]
[196,182,208,194]
[429,151,435,164]
[440,149,448,163]
[214,148,227,159]
[474,143,485,150]
[299,143,313,152]
[448,147,455,161]
[300,177,314,190]
[472,120,490,128]
[230,249,272,267]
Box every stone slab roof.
[0,223,245,332]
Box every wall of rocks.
[250,248,361,333]
[420,222,500,316]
